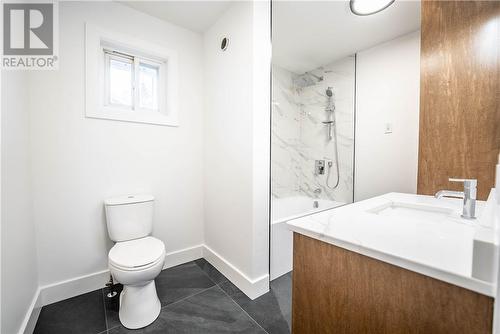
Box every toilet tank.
[104,195,154,242]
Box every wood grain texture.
[417,0,500,200]
[292,233,494,334]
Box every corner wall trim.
[18,288,41,334]
[202,245,269,300]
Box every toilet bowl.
[108,236,166,329]
[104,195,165,329]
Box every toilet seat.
[109,254,165,272]
[109,236,165,271]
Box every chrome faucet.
[435,178,477,219]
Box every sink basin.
[367,202,455,221]
[363,196,496,283]
[288,191,497,296]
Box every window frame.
[85,23,179,127]
[102,49,165,114]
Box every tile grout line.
[106,262,218,333]
[105,285,219,333]
[215,284,270,334]
[194,259,270,334]
[161,285,219,310]
[193,259,217,284]
[107,324,119,332]
[194,259,234,295]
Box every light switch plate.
[384,123,393,134]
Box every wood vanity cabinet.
[291,233,494,334]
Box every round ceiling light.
[350,0,396,16]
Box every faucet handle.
[449,178,477,188]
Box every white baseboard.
[18,288,42,334]
[163,244,203,269]
[38,244,204,307]
[202,245,269,300]
[39,269,111,307]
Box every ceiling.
[273,0,421,73]
[120,1,232,33]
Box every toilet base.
[118,280,161,329]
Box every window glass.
[138,62,159,110]
[109,57,133,107]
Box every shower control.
[315,160,326,175]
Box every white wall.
[250,0,271,285]
[1,5,271,328]
[1,72,39,334]
[204,1,270,298]
[355,31,420,201]
[29,1,205,287]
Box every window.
[85,24,179,126]
[106,53,134,108]
[104,50,162,112]
[138,61,159,110]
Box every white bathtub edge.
[272,198,347,224]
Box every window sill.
[86,107,179,127]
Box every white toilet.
[104,195,166,329]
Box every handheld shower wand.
[324,87,340,189]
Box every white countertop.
[287,192,498,297]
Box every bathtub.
[270,196,345,280]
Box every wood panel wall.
[418,1,500,200]
[292,233,494,334]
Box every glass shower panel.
[270,56,355,280]
[271,56,355,212]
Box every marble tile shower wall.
[272,66,302,198]
[272,56,355,203]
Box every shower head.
[326,87,333,97]
[293,71,324,88]
[306,72,323,82]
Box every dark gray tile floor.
[34,259,292,334]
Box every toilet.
[104,195,166,329]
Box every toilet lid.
[109,236,165,269]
